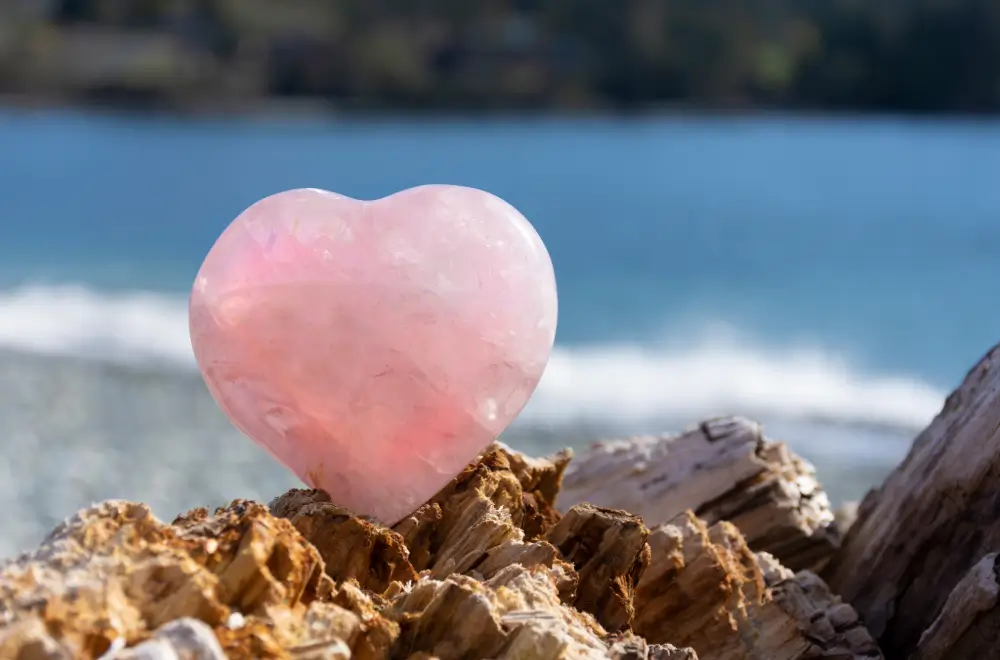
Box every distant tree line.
[13,0,1000,113]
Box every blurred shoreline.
[2,1,999,118]
[7,94,1000,125]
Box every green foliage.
[22,0,1000,112]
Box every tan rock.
[545,504,650,633]
[104,618,227,660]
[0,429,876,660]
[268,489,418,594]
[0,500,371,660]
[633,511,880,660]
[387,566,609,659]
[390,445,576,598]
[558,417,840,571]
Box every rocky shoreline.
[3,345,1000,659]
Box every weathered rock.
[494,442,573,541]
[632,511,765,654]
[0,427,880,660]
[387,564,610,659]
[105,618,227,660]
[909,553,1000,660]
[825,344,1000,658]
[0,499,379,660]
[325,582,399,660]
[545,504,650,633]
[172,499,331,616]
[0,617,72,659]
[390,445,576,597]
[268,489,418,594]
[633,511,880,660]
[759,571,882,659]
[392,445,570,568]
[605,634,699,659]
[558,416,840,571]
[391,446,529,568]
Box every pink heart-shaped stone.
[189,185,557,523]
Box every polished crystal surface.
[189,185,557,523]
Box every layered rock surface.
[10,339,1000,659]
[558,417,841,572]
[0,429,886,660]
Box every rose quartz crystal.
[189,185,557,523]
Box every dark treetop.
[2,0,999,114]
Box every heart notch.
[189,185,557,523]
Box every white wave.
[0,284,194,368]
[0,284,945,432]
[523,342,945,433]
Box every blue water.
[4,111,999,381]
[0,108,998,552]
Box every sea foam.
[0,283,945,433]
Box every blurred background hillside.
[2,0,1000,114]
[2,0,1000,556]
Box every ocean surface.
[2,108,998,556]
